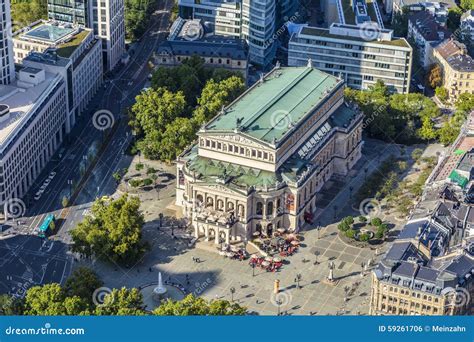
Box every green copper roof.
[449,170,468,188]
[204,66,341,144]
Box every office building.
[288,23,413,93]
[178,0,279,67]
[47,0,125,71]
[13,21,103,126]
[0,0,15,84]
[176,63,363,244]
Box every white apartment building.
[0,67,68,217]
[0,0,15,84]
[13,21,103,127]
[288,23,413,93]
[178,0,278,66]
[92,0,126,71]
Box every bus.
[38,214,55,238]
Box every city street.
[0,0,173,295]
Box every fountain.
[152,272,168,302]
[139,271,185,311]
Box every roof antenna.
[307,58,313,68]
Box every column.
[225,230,230,245]
[214,229,219,245]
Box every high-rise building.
[47,0,92,26]
[92,0,126,71]
[178,0,280,67]
[47,0,125,71]
[0,0,15,84]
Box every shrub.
[146,167,157,175]
[338,222,350,231]
[129,179,143,187]
[135,163,144,171]
[411,148,423,162]
[142,178,153,186]
[358,215,367,223]
[345,229,356,239]
[359,233,370,242]
[371,217,383,227]
[342,216,354,225]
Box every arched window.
[256,202,263,215]
[238,204,245,217]
[227,202,234,211]
[196,194,204,205]
[217,199,224,211]
[206,197,214,208]
[266,201,273,216]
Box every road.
[0,0,173,294]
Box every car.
[44,179,51,185]
[49,171,56,179]
[39,185,47,191]
[34,193,41,200]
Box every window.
[256,202,263,215]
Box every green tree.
[131,87,186,137]
[153,294,246,315]
[435,87,449,103]
[0,294,23,315]
[418,116,437,140]
[461,0,474,10]
[455,93,474,113]
[64,267,103,305]
[62,196,69,208]
[24,284,89,315]
[358,215,367,223]
[345,229,356,239]
[193,76,246,124]
[70,194,147,266]
[371,217,383,227]
[95,288,145,315]
[411,148,423,161]
[11,0,47,29]
[438,114,463,145]
[392,6,410,37]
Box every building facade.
[176,63,363,244]
[178,0,279,67]
[288,23,413,93]
[0,0,15,84]
[370,202,474,315]
[47,0,125,71]
[156,18,249,79]
[13,21,103,127]
[0,67,68,217]
[408,11,449,69]
[432,39,474,102]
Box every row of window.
[200,138,275,162]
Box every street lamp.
[276,298,282,316]
[349,186,354,199]
[295,274,302,289]
[230,287,236,302]
[333,205,338,219]
[251,262,256,277]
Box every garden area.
[337,215,389,247]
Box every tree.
[70,194,148,266]
[455,93,474,113]
[392,6,410,37]
[418,116,437,140]
[64,267,103,305]
[447,7,462,32]
[95,288,145,315]
[426,64,443,89]
[345,229,356,239]
[153,294,246,315]
[435,86,449,103]
[193,76,246,124]
[149,117,199,162]
[0,294,23,315]
[131,87,186,138]
[24,284,89,315]
[342,216,354,225]
[411,148,423,161]
[461,0,474,10]
[438,115,462,145]
[11,0,47,29]
[358,215,367,223]
[124,0,153,41]
[337,221,350,231]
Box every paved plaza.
[73,139,446,315]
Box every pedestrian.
[149,267,152,272]
[192,256,196,263]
